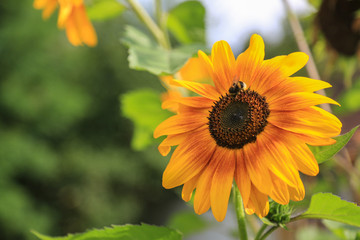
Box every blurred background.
[0,0,360,239]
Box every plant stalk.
[126,0,170,49]
[233,184,248,240]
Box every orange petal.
[235,150,251,207]
[210,149,235,222]
[154,111,208,138]
[158,133,187,156]
[242,142,273,195]
[72,5,97,47]
[194,149,223,215]
[65,12,82,46]
[269,172,290,205]
[162,129,216,189]
[42,0,57,19]
[182,173,201,202]
[165,96,214,109]
[287,142,319,176]
[292,132,337,146]
[252,52,308,95]
[245,184,269,218]
[257,126,301,188]
[265,77,332,101]
[268,107,341,138]
[171,79,220,100]
[235,34,265,87]
[178,57,211,82]
[269,92,340,111]
[288,180,305,201]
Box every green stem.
[233,184,248,240]
[126,0,170,49]
[254,224,268,240]
[155,0,162,25]
[258,226,278,240]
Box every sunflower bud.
[264,200,293,229]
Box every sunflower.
[154,34,342,222]
[160,57,211,113]
[33,0,97,47]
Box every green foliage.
[296,226,340,240]
[167,1,205,44]
[33,224,182,240]
[323,220,360,240]
[336,79,360,115]
[87,0,126,21]
[122,26,204,75]
[300,193,360,227]
[121,89,172,150]
[167,211,207,237]
[309,125,358,163]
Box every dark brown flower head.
[208,84,270,149]
[316,0,360,56]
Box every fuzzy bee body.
[228,81,247,96]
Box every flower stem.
[258,226,278,240]
[126,0,170,49]
[254,224,268,240]
[233,184,248,240]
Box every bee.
[229,81,247,96]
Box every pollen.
[208,88,270,149]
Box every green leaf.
[121,89,172,150]
[167,1,205,44]
[32,223,182,240]
[167,211,207,237]
[296,226,340,240]
[309,125,358,164]
[87,0,126,21]
[299,193,360,227]
[323,220,360,240]
[122,26,204,75]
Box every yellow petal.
[269,172,290,205]
[269,92,340,111]
[265,77,332,101]
[235,34,265,87]
[252,52,308,95]
[269,107,341,138]
[210,149,235,222]
[211,40,236,94]
[58,0,73,28]
[288,143,319,176]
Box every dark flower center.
[208,82,270,149]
